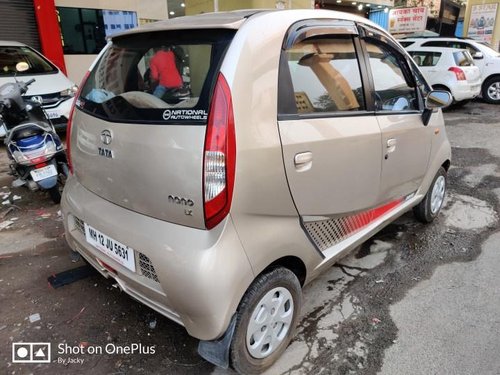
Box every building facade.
[3,0,490,87]
[0,0,170,83]
[185,0,313,14]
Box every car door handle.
[294,152,313,172]
[386,138,397,154]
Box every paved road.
[379,104,500,375]
[0,101,499,374]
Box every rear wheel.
[47,162,68,204]
[413,167,447,223]
[48,185,61,204]
[230,268,302,374]
[482,76,500,104]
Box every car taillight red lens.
[66,71,90,174]
[449,67,466,81]
[203,73,236,230]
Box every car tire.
[413,167,447,223]
[230,267,302,375]
[482,76,500,104]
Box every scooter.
[0,62,69,204]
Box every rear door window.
[421,41,449,48]
[398,41,415,48]
[422,40,480,56]
[409,51,441,66]
[457,42,480,55]
[78,29,235,124]
[281,36,366,115]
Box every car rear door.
[408,50,442,86]
[277,21,387,255]
[361,28,432,202]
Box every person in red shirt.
[150,46,183,98]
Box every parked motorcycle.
[0,62,68,204]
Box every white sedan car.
[406,46,481,105]
[0,41,77,134]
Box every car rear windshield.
[453,51,474,66]
[0,46,57,76]
[78,29,235,125]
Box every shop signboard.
[389,7,428,34]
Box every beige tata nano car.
[62,9,452,374]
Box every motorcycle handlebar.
[25,79,36,86]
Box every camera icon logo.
[12,343,51,363]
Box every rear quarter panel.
[417,109,451,196]
[221,11,327,283]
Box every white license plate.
[84,223,136,272]
[46,110,61,119]
[30,164,57,182]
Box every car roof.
[111,9,269,38]
[111,9,386,39]
[400,37,477,43]
[407,46,469,53]
[0,41,26,47]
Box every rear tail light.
[203,73,236,229]
[66,71,90,174]
[449,67,466,81]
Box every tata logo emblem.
[31,96,43,105]
[100,130,112,145]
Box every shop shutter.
[0,0,40,51]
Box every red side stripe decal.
[345,198,404,234]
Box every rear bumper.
[61,176,254,340]
[452,81,481,101]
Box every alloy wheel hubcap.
[430,175,446,214]
[246,287,294,359]
[487,82,500,100]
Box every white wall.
[55,0,169,82]
[64,55,97,83]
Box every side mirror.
[15,62,29,72]
[422,90,452,125]
[472,52,484,60]
[425,90,452,110]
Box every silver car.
[62,9,452,374]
